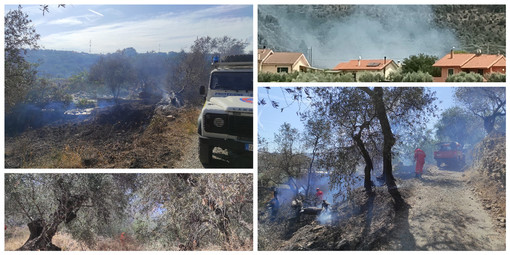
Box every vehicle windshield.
[210,72,252,91]
[439,144,452,151]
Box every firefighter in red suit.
[315,188,324,206]
[414,148,426,178]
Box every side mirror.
[199,86,206,95]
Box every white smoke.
[259,5,459,68]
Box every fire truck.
[433,142,465,168]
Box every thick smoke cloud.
[259,5,459,68]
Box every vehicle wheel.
[199,140,212,165]
[460,156,466,167]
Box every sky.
[258,87,457,152]
[4,4,253,54]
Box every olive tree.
[89,52,136,101]
[132,174,252,250]
[4,5,40,112]
[166,36,248,105]
[455,87,505,134]
[5,173,135,251]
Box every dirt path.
[174,135,253,169]
[384,165,505,250]
[174,135,204,169]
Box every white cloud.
[40,6,253,53]
[48,17,83,26]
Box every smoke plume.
[259,5,459,68]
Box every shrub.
[76,99,96,109]
[357,71,384,82]
[388,71,404,82]
[486,72,506,82]
[258,71,355,82]
[445,72,484,82]
[402,71,433,82]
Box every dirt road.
[175,136,253,169]
[382,165,505,250]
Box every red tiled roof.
[263,52,306,65]
[462,54,505,69]
[493,56,506,67]
[333,59,395,70]
[433,53,475,67]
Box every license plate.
[245,143,253,151]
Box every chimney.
[384,56,387,65]
[450,49,454,59]
[358,56,361,66]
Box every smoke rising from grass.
[259,5,459,68]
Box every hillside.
[24,49,180,79]
[24,49,100,78]
[258,5,505,68]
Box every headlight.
[213,117,225,127]
[204,113,228,134]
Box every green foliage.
[388,71,404,82]
[383,70,433,82]
[258,72,298,82]
[4,5,40,112]
[486,72,506,82]
[433,5,506,55]
[402,71,434,82]
[76,98,96,109]
[5,173,134,245]
[24,49,100,78]
[25,78,73,107]
[167,36,249,106]
[357,71,385,82]
[434,106,485,146]
[394,126,438,164]
[445,72,484,82]
[455,87,506,134]
[133,174,253,250]
[89,52,137,100]
[5,173,252,250]
[258,71,355,82]
[401,54,441,77]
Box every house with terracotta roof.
[433,50,506,82]
[332,57,399,81]
[258,48,312,73]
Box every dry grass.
[4,226,29,251]
[4,226,144,251]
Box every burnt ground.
[259,162,506,251]
[4,102,201,168]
